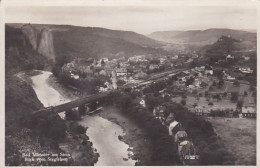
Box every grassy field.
[172,96,237,111]
[207,118,256,165]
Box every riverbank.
[58,121,99,165]
[23,71,99,165]
[45,71,153,165]
[99,106,153,165]
[47,74,78,101]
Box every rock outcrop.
[21,24,55,62]
[21,24,39,50]
[38,28,55,61]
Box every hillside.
[5,25,50,75]
[148,28,256,47]
[52,26,167,64]
[7,24,167,65]
[202,36,238,64]
[200,35,256,72]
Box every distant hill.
[200,35,256,67]
[202,36,238,63]
[7,24,166,65]
[148,28,256,47]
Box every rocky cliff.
[38,28,55,61]
[21,24,39,50]
[5,25,49,75]
[20,24,56,61]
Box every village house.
[179,140,199,160]
[242,55,250,61]
[128,55,147,63]
[194,66,205,72]
[165,113,175,126]
[194,106,210,117]
[99,70,107,76]
[149,64,160,70]
[139,61,149,69]
[139,99,146,107]
[134,71,148,79]
[115,67,127,77]
[172,55,179,60]
[239,67,253,74]
[71,73,79,79]
[174,131,188,143]
[153,105,167,123]
[160,57,167,65]
[62,62,75,72]
[169,121,181,136]
[202,109,211,117]
[226,54,234,61]
[185,58,193,64]
[242,106,256,118]
[99,86,108,92]
[101,57,109,63]
[205,65,213,75]
[194,106,203,116]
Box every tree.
[231,92,238,102]
[145,93,164,110]
[218,79,224,88]
[213,94,221,101]
[208,102,214,106]
[236,100,243,110]
[182,94,187,99]
[192,90,198,95]
[200,81,208,88]
[180,99,186,105]
[213,81,217,86]
[213,69,224,80]
[233,80,240,87]
[65,109,81,121]
[205,91,209,97]
[244,91,248,97]
[193,103,198,108]
[250,85,255,91]
[185,77,195,87]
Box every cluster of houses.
[237,66,254,74]
[174,66,212,90]
[152,105,199,164]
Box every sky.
[4,0,258,34]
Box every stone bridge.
[33,91,110,114]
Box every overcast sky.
[5,0,257,34]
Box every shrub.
[180,99,186,105]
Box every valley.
[5,23,256,166]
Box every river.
[27,70,135,166]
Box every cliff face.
[21,24,39,50]
[5,25,49,75]
[38,29,55,61]
[20,24,55,62]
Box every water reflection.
[78,115,135,166]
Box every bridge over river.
[32,68,187,115]
[33,91,110,114]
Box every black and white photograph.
[3,0,258,166]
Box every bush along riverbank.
[5,75,98,166]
